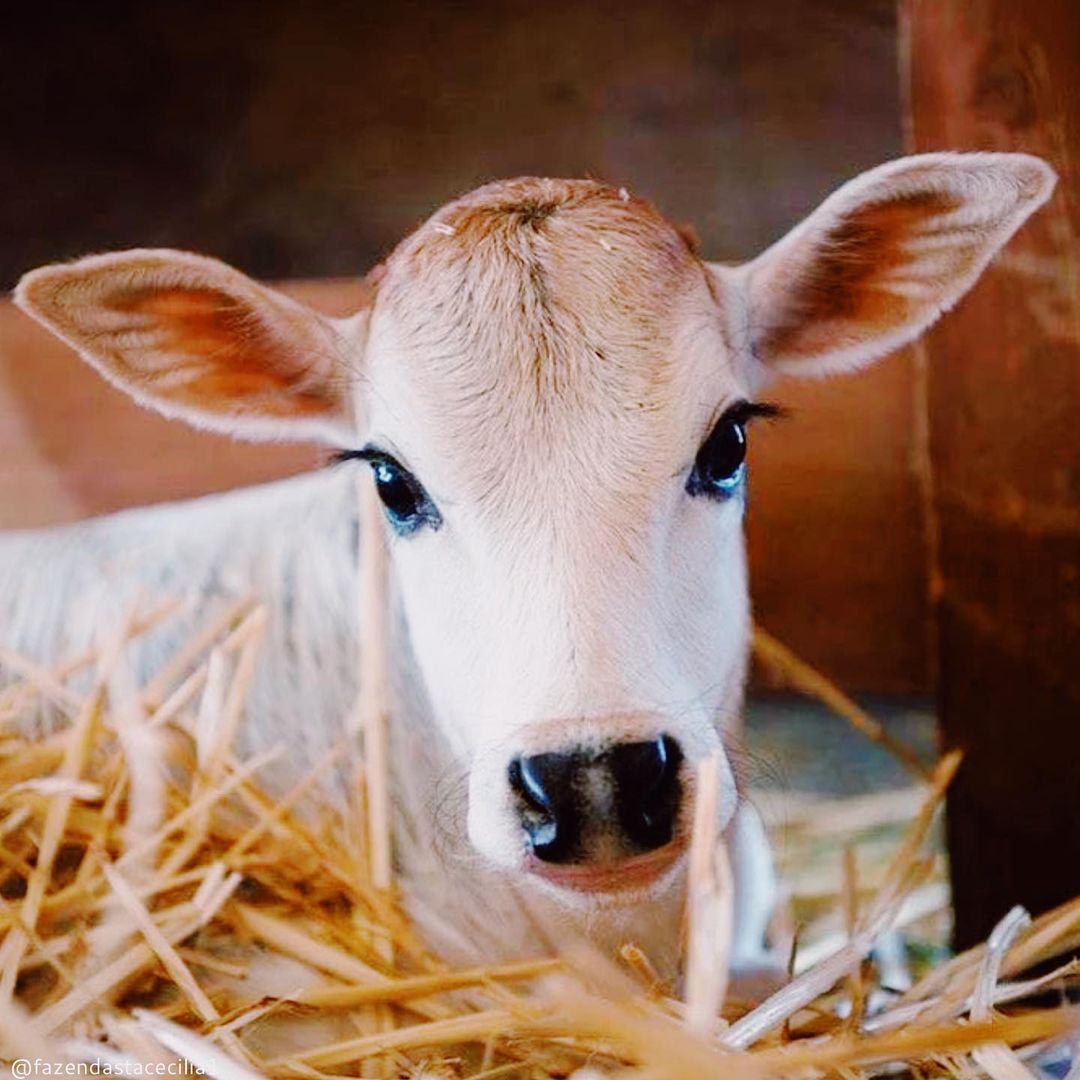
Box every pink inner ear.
[757,189,964,362]
[110,285,339,418]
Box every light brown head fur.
[370,178,716,522]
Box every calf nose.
[508,735,683,864]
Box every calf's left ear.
[721,152,1056,378]
[15,249,358,445]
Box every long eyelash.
[725,400,787,425]
[327,445,388,468]
[328,449,367,467]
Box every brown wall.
[748,354,928,695]
[0,1,902,287]
[0,0,931,693]
[903,0,1080,946]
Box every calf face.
[16,153,1054,901]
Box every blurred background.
[0,0,1075,946]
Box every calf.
[3,153,1054,977]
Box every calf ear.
[724,153,1056,378]
[15,249,357,444]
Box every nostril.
[610,735,683,853]
[609,735,682,799]
[508,754,579,863]
[511,755,554,813]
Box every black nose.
[508,735,683,864]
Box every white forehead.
[357,178,745,514]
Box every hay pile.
[0,602,1078,1079]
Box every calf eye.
[370,458,442,535]
[685,401,782,501]
[331,448,442,536]
[686,417,747,499]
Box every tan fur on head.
[371,177,718,516]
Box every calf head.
[16,153,1054,900]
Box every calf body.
[3,154,1055,979]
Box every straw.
[0,599,1077,1078]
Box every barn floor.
[744,694,937,797]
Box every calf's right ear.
[15,249,358,445]
[721,152,1056,380]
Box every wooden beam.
[901,0,1080,948]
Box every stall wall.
[903,0,1080,946]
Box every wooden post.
[901,0,1080,949]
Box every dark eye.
[331,447,442,535]
[371,458,441,535]
[686,417,748,500]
